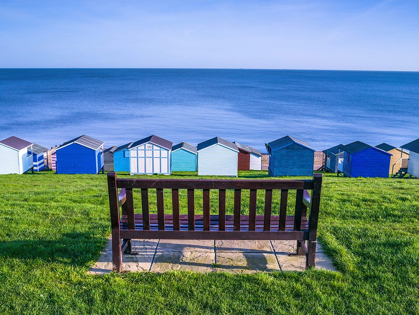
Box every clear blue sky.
[1,0,418,70]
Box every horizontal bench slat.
[120,230,308,240]
[116,178,313,190]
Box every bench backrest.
[108,173,322,238]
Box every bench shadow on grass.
[0,232,106,267]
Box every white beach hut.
[0,136,34,174]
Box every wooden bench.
[107,172,323,272]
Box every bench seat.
[120,214,308,232]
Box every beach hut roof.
[375,143,397,152]
[341,141,391,155]
[57,135,104,151]
[104,146,118,154]
[0,136,33,151]
[197,137,238,152]
[323,144,344,155]
[172,142,197,154]
[114,142,134,153]
[234,141,262,156]
[267,135,314,151]
[401,138,419,154]
[32,143,48,155]
[130,135,172,150]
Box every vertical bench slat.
[294,189,303,231]
[279,189,288,231]
[156,188,165,230]
[249,189,257,231]
[264,189,273,231]
[203,189,210,231]
[234,189,241,231]
[219,189,226,231]
[107,173,122,272]
[126,188,135,230]
[172,189,180,231]
[188,189,195,230]
[141,188,150,230]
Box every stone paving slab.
[215,252,280,273]
[151,251,214,273]
[88,239,158,275]
[89,238,337,274]
[157,239,214,252]
[215,240,272,253]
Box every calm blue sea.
[0,69,418,151]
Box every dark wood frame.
[107,173,322,272]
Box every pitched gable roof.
[234,141,262,156]
[57,135,104,151]
[172,142,197,154]
[0,136,33,151]
[323,144,344,155]
[130,135,172,150]
[376,143,396,152]
[401,138,419,154]
[266,135,314,152]
[341,141,391,155]
[114,142,134,153]
[103,146,117,154]
[32,143,48,155]
[197,137,238,152]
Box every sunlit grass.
[0,171,417,314]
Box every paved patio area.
[89,238,337,274]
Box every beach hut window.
[123,150,130,158]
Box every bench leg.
[306,240,317,269]
[296,240,306,255]
[112,230,122,272]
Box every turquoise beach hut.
[197,137,238,176]
[266,136,315,176]
[172,142,197,172]
[113,142,133,172]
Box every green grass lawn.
[0,171,418,314]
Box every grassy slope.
[0,171,418,314]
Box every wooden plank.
[121,230,308,240]
[141,188,150,230]
[294,189,304,231]
[107,172,122,272]
[219,189,226,231]
[279,189,288,231]
[172,189,180,231]
[117,178,313,190]
[264,189,272,231]
[156,188,165,230]
[188,189,195,230]
[126,188,135,230]
[308,174,322,241]
[234,189,241,231]
[249,189,257,231]
[203,189,210,231]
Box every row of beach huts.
[0,134,418,178]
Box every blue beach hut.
[127,135,173,175]
[339,141,391,178]
[323,144,344,173]
[197,137,238,176]
[266,136,315,176]
[113,142,133,172]
[32,144,48,172]
[55,135,104,174]
[172,142,197,172]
